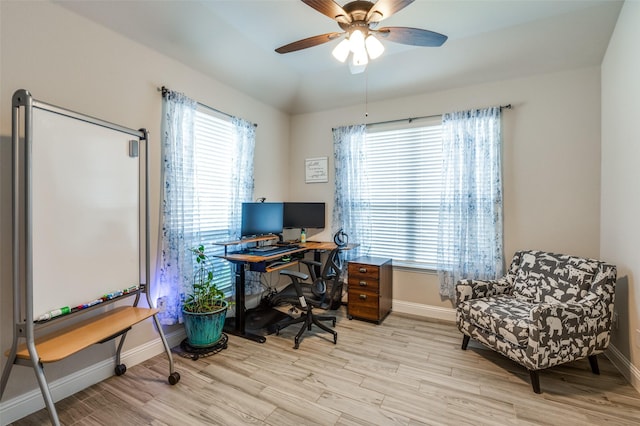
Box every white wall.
[0,0,290,415]
[290,67,603,312]
[601,0,640,389]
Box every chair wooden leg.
[588,354,600,375]
[461,334,470,350]
[529,370,541,394]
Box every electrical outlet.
[636,329,640,348]
[613,311,619,330]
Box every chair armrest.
[299,259,321,281]
[299,259,321,268]
[586,264,616,305]
[528,300,612,360]
[279,270,309,281]
[455,277,512,305]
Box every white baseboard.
[605,344,640,395]
[0,328,185,425]
[392,299,456,323]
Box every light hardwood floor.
[11,308,640,425]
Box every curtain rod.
[360,104,512,129]
[158,86,257,127]
[329,104,513,130]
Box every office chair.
[299,247,345,310]
[274,270,337,349]
[268,247,345,310]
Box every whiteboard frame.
[10,89,151,326]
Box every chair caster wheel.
[333,334,337,344]
[332,319,336,327]
[348,315,353,320]
[114,364,126,376]
[168,372,181,385]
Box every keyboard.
[248,245,299,256]
[252,246,278,253]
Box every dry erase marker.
[36,306,70,321]
[103,290,122,300]
[86,299,103,307]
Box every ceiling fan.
[275,0,448,74]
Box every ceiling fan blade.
[275,32,343,54]
[377,27,447,47]
[366,0,414,23]
[302,0,351,24]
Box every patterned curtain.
[229,116,260,296]
[229,117,256,240]
[333,124,371,259]
[155,94,256,324]
[156,89,198,325]
[437,107,504,299]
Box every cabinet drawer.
[348,276,380,292]
[348,263,380,281]
[348,289,380,321]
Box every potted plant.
[182,244,228,347]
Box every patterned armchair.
[455,250,617,393]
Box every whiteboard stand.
[0,90,180,425]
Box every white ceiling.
[54,0,623,115]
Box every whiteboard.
[31,108,140,320]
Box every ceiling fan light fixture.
[349,29,365,53]
[365,34,384,59]
[332,38,351,63]
[276,0,448,74]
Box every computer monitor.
[241,202,284,238]
[283,202,326,229]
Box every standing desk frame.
[217,238,338,343]
[0,90,180,425]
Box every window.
[363,118,443,269]
[192,109,236,295]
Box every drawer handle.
[359,267,367,273]
[359,281,367,286]
[359,294,367,300]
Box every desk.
[215,237,338,343]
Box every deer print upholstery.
[455,250,616,393]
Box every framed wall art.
[305,156,328,183]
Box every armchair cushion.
[462,295,533,347]
[512,251,599,303]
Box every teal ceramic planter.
[182,300,228,347]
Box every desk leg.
[313,250,323,277]
[224,263,266,343]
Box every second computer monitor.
[283,202,325,229]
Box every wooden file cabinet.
[347,257,392,324]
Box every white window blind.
[364,118,443,269]
[193,109,235,295]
